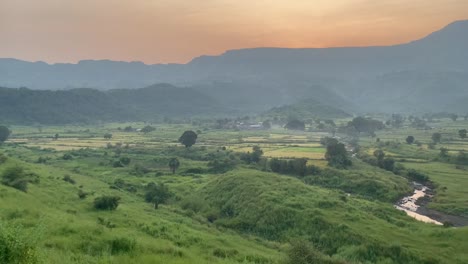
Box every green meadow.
[1,119,468,263]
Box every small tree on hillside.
[432,133,442,144]
[325,141,352,169]
[406,136,415,144]
[179,130,198,148]
[459,129,467,139]
[168,158,180,174]
[144,182,171,209]
[0,126,11,144]
[104,133,113,139]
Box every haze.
[1,0,467,64]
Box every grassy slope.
[0,157,283,264]
[198,169,468,263]
[2,121,468,263]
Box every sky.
[1,0,467,64]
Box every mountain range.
[1,20,467,114]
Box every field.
[1,119,468,263]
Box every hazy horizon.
[1,0,468,64]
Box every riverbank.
[396,182,468,227]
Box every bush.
[109,237,136,255]
[0,222,40,264]
[62,175,76,184]
[287,240,340,264]
[78,189,88,199]
[62,153,73,160]
[0,153,7,164]
[1,166,31,192]
[406,169,429,182]
[113,157,131,167]
[213,248,238,258]
[93,196,121,210]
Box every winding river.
[395,184,442,225]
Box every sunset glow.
[1,0,467,63]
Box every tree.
[53,133,59,140]
[347,117,385,135]
[373,149,386,161]
[241,146,264,164]
[144,182,171,209]
[449,114,458,122]
[457,151,468,164]
[262,120,272,129]
[432,133,442,144]
[285,119,305,131]
[104,133,113,139]
[325,141,352,169]
[141,125,156,134]
[439,147,449,158]
[406,136,415,144]
[320,137,338,147]
[381,158,395,172]
[178,130,198,148]
[389,114,405,128]
[0,126,11,143]
[94,196,121,210]
[168,158,180,174]
[459,129,467,139]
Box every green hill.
[1,124,468,263]
[263,98,351,120]
[0,84,226,124]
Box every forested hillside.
[0,84,227,124]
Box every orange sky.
[1,0,467,64]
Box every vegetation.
[0,125,10,143]
[0,117,468,263]
[93,195,121,210]
[144,182,171,209]
[285,119,305,131]
[168,158,180,174]
[178,130,198,148]
[324,138,352,169]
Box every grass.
[1,120,468,263]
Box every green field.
[1,120,468,263]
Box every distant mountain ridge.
[1,20,467,114]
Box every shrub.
[0,222,40,264]
[63,175,76,184]
[93,196,121,210]
[287,240,338,264]
[62,153,73,160]
[0,153,7,164]
[109,237,136,255]
[406,169,429,182]
[1,166,31,192]
[213,248,238,258]
[78,189,88,199]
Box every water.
[395,184,442,225]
